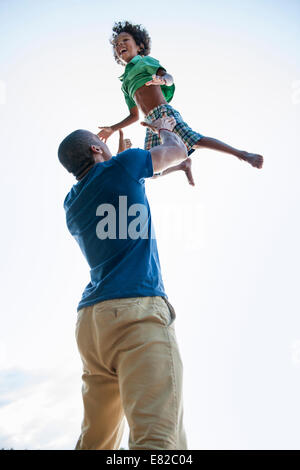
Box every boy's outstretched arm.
[98,105,139,143]
[145,68,174,87]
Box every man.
[58,116,188,450]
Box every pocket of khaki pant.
[75,306,89,344]
[156,297,176,327]
[164,297,177,326]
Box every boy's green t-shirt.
[118,55,175,111]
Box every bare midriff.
[134,84,168,116]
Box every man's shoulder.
[114,148,153,182]
[113,148,151,167]
[114,148,150,158]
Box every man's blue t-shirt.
[63,148,167,311]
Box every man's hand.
[140,114,176,134]
[117,130,132,154]
[98,126,114,143]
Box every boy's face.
[114,32,143,64]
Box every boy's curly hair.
[110,21,151,65]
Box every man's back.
[64,148,166,311]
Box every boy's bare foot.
[180,158,195,186]
[239,151,264,169]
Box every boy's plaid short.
[144,103,204,156]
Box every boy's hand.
[117,129,132,154]
[97,126,114,143]
[145,74,167,86]
[141,115,176,134]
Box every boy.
[98,21,263,184]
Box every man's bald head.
[58,129,104,180]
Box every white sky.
[0,0,300,450]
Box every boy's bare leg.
[152,158,195,186]
[194,137,263,169]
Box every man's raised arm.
[141,116,188,174]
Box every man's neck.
[77,163,95,181]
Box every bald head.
[58,129,111,180]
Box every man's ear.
[90,144,103,154]
[139,42,145,54]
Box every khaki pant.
[74,296,187,450]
